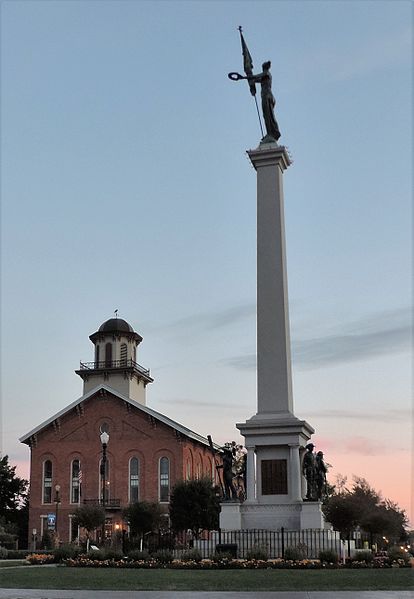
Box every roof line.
[19,384,221,450]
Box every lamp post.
[100,431,109,543]
[54,484,61,545]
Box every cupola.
[76,316,153,404]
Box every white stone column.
[245,446,256,502]
[247,143,293,416]
[289,444,302,501]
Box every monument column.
[289,443,302,502]
[247,144,293,417]
[245,445,256,502]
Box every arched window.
[71,459,81,504]
[129,457,140,503]
[196,457,203,479]
[120,343,127,365]
[99,458,110,502]
[43,460,53,503]
[186,459,191,480]
[105,342,112,367]
[95,345,100,367]
[208,457,214,482]
[159,457,170,502]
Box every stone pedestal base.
[220,500,325,531]
[219,501,242,530]
[299,501,325,529]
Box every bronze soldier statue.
[315,451,327,501]
[302,443,316,501]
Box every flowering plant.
[26,553,55,565]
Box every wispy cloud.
[333,26,412,81]
[157,397,239,410]
[293,308,412,369]
[342,436,385,457]
[310,435,409,457]
[225,353,256,371]
[305,409,411,424]
[223,307,412,371]
[145,303,255,338]
[286,25,411,91]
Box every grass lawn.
[0,561,27,568]
[0,566,412,591]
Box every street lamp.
[100,431,109,543]
[54,484,61,544]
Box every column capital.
[247,144,292,171]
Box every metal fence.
[149,528,342,560]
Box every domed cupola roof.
[90,317,143,344]
[98,318,134,334]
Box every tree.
[73,505,105,549]
[169,478,220,539]
[322,493,359,539]
[0,456,28,520]
[323,476,408,543]
[122,501,163,539]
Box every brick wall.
[27,389,217,544]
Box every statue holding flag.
[228,27,281,143]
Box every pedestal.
[300,502,325,529]
[220,501,242,530]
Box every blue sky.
[1,1,412,522]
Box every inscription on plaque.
[261,459,288,495]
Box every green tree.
[73,505,105,549]
[322,492,359,539]
[169,478,220,539]
[323,476,407,543]
[122,501,163,539]
[0,456,28,520]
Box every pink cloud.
[343,436,383,456]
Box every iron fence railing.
[139,528,342,560]
[79,359,150,377]
[83,498,121,509]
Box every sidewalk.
[0,591,412,598]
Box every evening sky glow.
[1,1,412,524]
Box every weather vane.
[228,26,281,143]
[114,309,118,318]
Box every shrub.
[40,531,53,550]
[0,532,16,547]
[91,549,123,561]
[103,548,123,560]
[284,545,307,561]
[0,548,8,559]
[151,549,173,563]
[127,549,150,561]
[181,548,202,562]
[318,549,338,564]
[53,545,83,563]
[353,550,373,563]
[211,551,234,562]
[246,544,269,561]
[387,546,410,564]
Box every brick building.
[20,317,220,544]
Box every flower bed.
[62,556,410,569]
[26,553,55,565]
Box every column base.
[219,501,242,530]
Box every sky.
[1,1,412,525]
